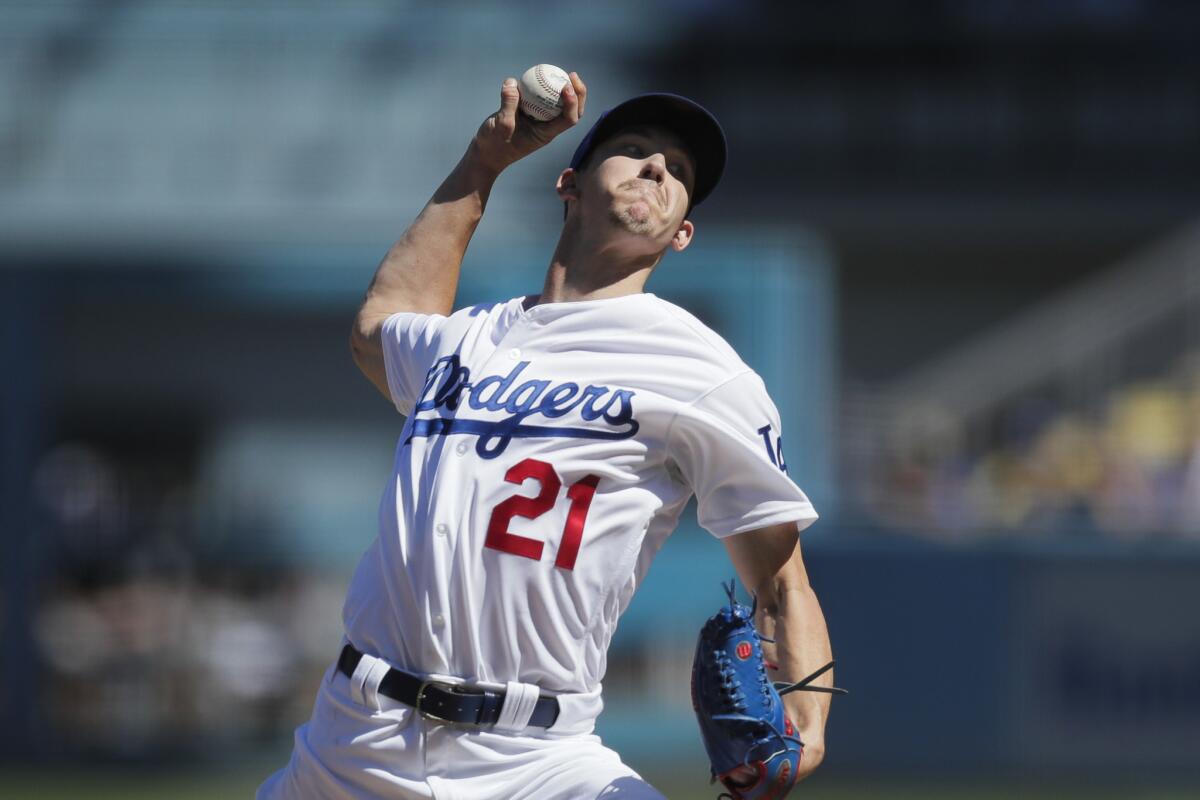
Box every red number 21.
[484,458,600,571]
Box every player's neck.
[539,224,661,304]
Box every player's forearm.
[756,580,834,772]
[356,143,500,327]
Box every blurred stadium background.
[3,1,1200,797]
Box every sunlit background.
[3,1,1200,798]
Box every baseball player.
[258,71,836,799]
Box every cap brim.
[569,93,727,211]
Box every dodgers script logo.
[406,355,640,459]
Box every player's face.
[568,126,697,251]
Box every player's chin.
[608,205,657,237]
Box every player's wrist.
[798,728,825,754]
[788,706,828,748]
[463,140,510,182]
[796,737,825,782]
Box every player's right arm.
[350,72,588,398]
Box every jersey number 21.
[484,458,600,571]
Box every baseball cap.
[568,93,727,212]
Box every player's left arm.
[723,523,834,781]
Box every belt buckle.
[413,679,458,724]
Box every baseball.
[518,64,569,121]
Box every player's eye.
[623,143,644,157]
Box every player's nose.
[638,155,666,185]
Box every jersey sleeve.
[667,370,818,538]
[380,311,448,415]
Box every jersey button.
[507,348,521,360]
[432,614,445,630]
[435,523,449,537]
[455,441,469,456]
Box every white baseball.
[518,64,569,121]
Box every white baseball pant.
[257,657,664,800]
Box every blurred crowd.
[35,567,343,755]
[27,440,346,756]
[868,352,1200,540]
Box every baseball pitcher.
[258,70,838,799]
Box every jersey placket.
[418,314,537,670]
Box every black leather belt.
[336,644,560,729]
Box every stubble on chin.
[608,203,655,235]
[604,179,664,235]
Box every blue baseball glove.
[691,581,845,799]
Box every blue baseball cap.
[568,93,727,212]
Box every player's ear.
[671,219,695,253]
[556,168,580,202]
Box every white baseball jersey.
[341,292,816,725]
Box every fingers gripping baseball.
[473,71,586,174]
[526,70,585,142]
[549,72,587,131]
